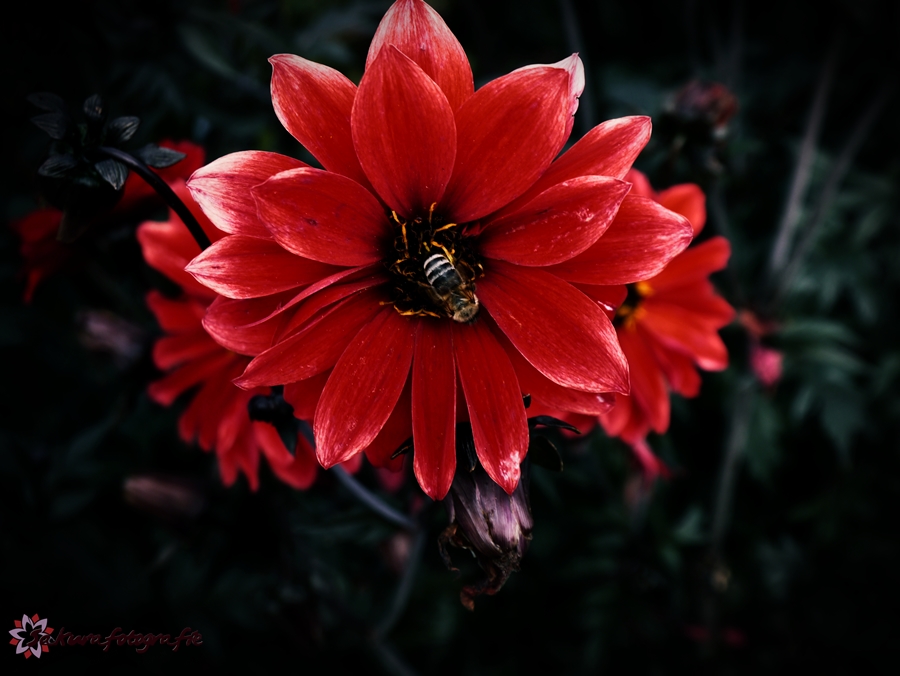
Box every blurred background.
[2,0,898,673]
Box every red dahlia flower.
[595,170,735,477]
[185,0,693,499]
[138,181,350,490]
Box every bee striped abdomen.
[424,253,462,294]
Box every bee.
[423,252,480,323]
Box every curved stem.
[98,146,211,250]
[375,528,427,640]
[331,466,417,531]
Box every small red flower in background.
[591,170,734,478]
[10,140,205,303]
[185,0,693,499]
[138,181,356,491]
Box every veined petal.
[480,261,629,394]
[236,289,384,388]
[412,319,456,499]
[658,183,707,235]
[254,167,391,265]
[315,308,415,467]
[479,176,630,266]
[202,293,295,356]
[619,326,669,434]
[443,56,582,223]
[496,116,651,219]
[453,321,528,494]
[648,236,731,291]
[353,46,456,218]
[546,194,693,285]
[186,236,341,299]
[269,54,370,187]
[367,0,474,111]
[574,283,628,320]
[187,151,307,238]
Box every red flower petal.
[146,291,206,333]
[152,332,220,370]
[187,151,307,239]
[574,283,628,320]
[148,351,235,406]
[496,116,651,219]
[479,176,630,266]
[546,194,693,285]
[658,183,707,235]
[367,0,474,111]
[254,167,391,265]
[499,328,614,415]
[638,302,730,371]
[257,423,319,490]
[352,46,456,218]
[138,219,214,300]
[186,236,341,299]
[269,54,370,188]
[479,261,629,394]
[202,293,295,356]
[643,328,702,398]
[364,383,411,472]
[283,371,330,420]
[648,236,731,291]
[443,56,583,223]
[646,282,736,327]
[619,327,669,434]
[237,289,384,388]
[315,309,415,467]
[412,319,457,499]
[453,320,528,494]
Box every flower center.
[614,281,653,329]
[385,205,483,323]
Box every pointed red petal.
[186,235,341,299]
[146,291,206,333]
[283,371,330,421]
[496,116,652,219]
[443,56,584,223]
[619,326,670,434]
[479,176,630,266]
[646,282,735,327]
[648,237,731,291]
[574,283,628,320]
[352,46,456,218]
[479,261,629,394]
[137,219,213,299]
[148,351,235,406]
[453,320,528,494]
[642,325,702,397]
[257,423,319,490]
[411,319,457,499]
[658,183,707,235]
[187,151,307,239]
[315,309,415,467]
[546,194,693,285]
[269,54,370,188]
[367,0,474,111]
[236,289,384,387]
[202,293,294,356]
[254,167,391,265]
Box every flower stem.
[331,466,417,531]
[375,528,428,640]
[97,146,211,251]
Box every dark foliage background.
[2,0,898,673]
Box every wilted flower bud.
[440,461,533,610]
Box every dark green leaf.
[137,143,187,168]
[31,111,68,139]
[107,115,141,144]
[37,153,78,178]
[94,158,129,190]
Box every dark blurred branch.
[375,528,428,640]
[331,466,417,531]
[766,39,839,291]
[559,0,595,135]
[772,79,894,308]
[98,146,211,251]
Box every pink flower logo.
[9,614,54,659]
